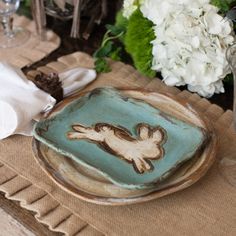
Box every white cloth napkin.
[0,62,96,139]
[59,67,96,97]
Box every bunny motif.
[67,123,167,174]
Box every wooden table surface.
[0,8,234,236]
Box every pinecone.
[33,72,63,102]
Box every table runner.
[0,15,60,68]
[0,52,235,236]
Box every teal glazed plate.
[33,88,210,190]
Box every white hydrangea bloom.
[123,0,145,18]
[123,0,234,97]
[123,0,138,18]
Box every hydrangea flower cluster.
[123,0,234,97]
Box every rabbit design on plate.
[67,123,167,174]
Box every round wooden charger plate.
[32,89,217,205]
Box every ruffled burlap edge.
[0,162,104,236]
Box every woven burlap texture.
[0,15,60,68]
[0,52,235,236]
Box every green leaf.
[116,11,129,28]
[115,11,129,42]
[18,0,32,18]
[109,47,122,61]
[224,73,234,85]
[24,0,31,7]
[93,41,113,58]
[93,11,128,74]
[106,24,124,36]
[94,58,111,73]
[211,0,236,13]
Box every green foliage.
[94,58,111,73]
[23,0,31,7]
[210,0,236,13]
[224,73,234,85]
[93,41,114,58]
[115,11,129,42]
[109,47,122,61]
[124,9,156,78]
[18,0,31,18]
[93,23,125,73]
[115,11,129,29]
[210,0,236,84]
[93,9,156,77]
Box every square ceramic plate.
[33,88,208,190]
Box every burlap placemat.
[0,52,235,236]
[0,15,60,68]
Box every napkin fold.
[59,67,96,97]
[0,62,96,140]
